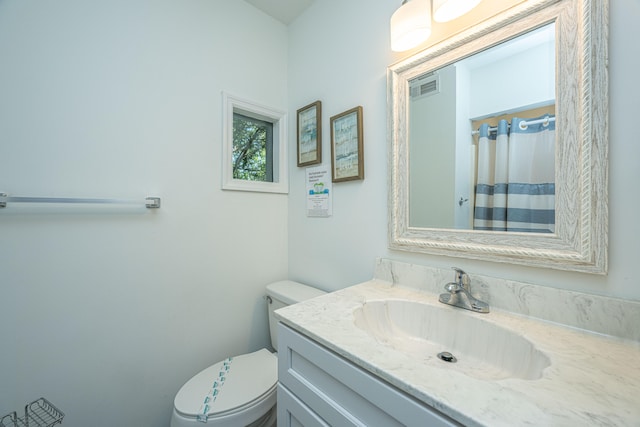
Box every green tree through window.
[232,113,273,182]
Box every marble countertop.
[275,279,640,427]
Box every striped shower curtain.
[473,115,555,233]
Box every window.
[232,113,273,182]
[222,93,288,193]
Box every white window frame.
[222,92,288,194]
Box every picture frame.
[330,106,364,182]
[297,101,322,167]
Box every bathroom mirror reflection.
[388,0,608,273]
[409,24,555,232]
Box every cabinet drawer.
[278,323,459,427]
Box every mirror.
[388,0,608,273]
[409,24,555,230]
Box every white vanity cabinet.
[277,323,460,427]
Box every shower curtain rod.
[471,116,555,136]
[0,193,161,209]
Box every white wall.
[454,63,474,229]
[287,1,395,290]
[468,40,555,118]
[409,65,456,228]
[288,0,640,302]
[0,1,289,426]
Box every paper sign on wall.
[306,165,332,217]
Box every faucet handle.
[451,267,470,288]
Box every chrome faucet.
[438,267,489,313]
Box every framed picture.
[297,101,322,167]
[330,106,364,182]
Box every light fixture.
[390,0,432,52]
[432,0,482,22]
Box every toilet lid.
[174,348,277,418]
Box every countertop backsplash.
[374,258,640,342]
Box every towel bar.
[0,193,160,209]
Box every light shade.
[390,0,432,52]
[433,0,482,22]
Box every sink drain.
[437,351,457,363]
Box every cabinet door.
[278,324,460,427]
[277,384,329,427]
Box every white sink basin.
[353,299,550,381]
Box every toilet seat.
[173,349,277,425]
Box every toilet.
[170,280,325,427]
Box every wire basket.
[0,398,64,427]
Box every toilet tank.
[266,280,325,350]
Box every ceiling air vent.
[409,72,440,100]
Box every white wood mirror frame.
[388,0,608,274]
